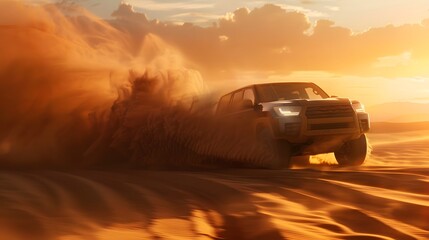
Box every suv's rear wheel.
[257,128,291,169]
[334,134,367,166]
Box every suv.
[216,82,370,168]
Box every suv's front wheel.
[334,134,367,166]
[257,128,291,169]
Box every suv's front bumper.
[272,107,370,154]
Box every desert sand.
[1,2,429,240]
[0,122,428,240]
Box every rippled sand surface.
[1,130,429,240]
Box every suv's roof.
[245,82,314,88]
[223,82,316,95]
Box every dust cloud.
[0,1,269,169]
[0,1,214,168]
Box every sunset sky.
[55,0,429,32]
[24,0,429,110]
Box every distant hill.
[370,121,429,133]
[367,102,429,122]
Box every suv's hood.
[260,98,352,110]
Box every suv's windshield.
[255,83,329,102]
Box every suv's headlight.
[274,106,302,116]
[352,102,365,112]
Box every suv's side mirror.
[241,99,254,109]
[253,104,263,112]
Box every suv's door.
[230,89,244,114]
[227,88,258,124]
[216,93,233,115]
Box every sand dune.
[368,102,429,123]
[370,121,429,133]
[1,123,429,240]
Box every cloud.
[275,4,327,17]
[111,2,148,22]
[169,12,223,24]
[373,51,412,68]
[126,0,214,11]
[325,6,340,11]
[108,3,429,78]
[300,0,315,4]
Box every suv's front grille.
[308,122,354,130]
[305,104,354,119]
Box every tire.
[257,128,291,169]
[334,134,368,166]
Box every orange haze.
[0,1,204,166]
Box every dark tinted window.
[257,85,276,102]
[256,83,328,102]
[217,94,232,114]
[231,90,244,104]
[243,88,255,104]
[230,90,244,112]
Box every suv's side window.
[232,90,244,104]
[231,90,244,112]
[217,93,232,114]
[243,88,255,104]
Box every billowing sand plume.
[0,1,125,166]
[0,0,275,170]
[0,1,207,167]
[85,61,211,168]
